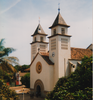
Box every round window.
[36,62,42,74]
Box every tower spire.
[39,17,40,24]
[58,3,60,13]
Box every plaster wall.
[31,43,48,61]
[37,43,48,53]
[33,35,46,42]
[58,36,71,78]
[31,44,38,61]
[68,60,81,72]
[30,54,54,91]
[51,26,68,35]
[49,36,59,86]
[49,34,71,85]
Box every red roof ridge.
[71,47,89,50]
[40,52,49,56]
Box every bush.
[21,73,30,88]
[0,69,12,84]
[0,79,19,100]
[45,56,92,100]
[14,64,30,72]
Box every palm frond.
[0,39,5,46]
[0,39,5,51]
[1,48,16,57]
[0,51,5,54]
[0,62,17,73]
[1,56,19,65]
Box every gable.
[30,52,54,67]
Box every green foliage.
[15,64,30,72]
[0,38,19,66]
[21,73,30,88]
[0,79,19,100]
[0,69,12,84]
[45,56,92,100]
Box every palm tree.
[0,39,19,73]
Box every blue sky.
[0,0,92,65]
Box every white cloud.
[0,0,21,15]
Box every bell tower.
[48,8,71,85]
[31,23,48,61]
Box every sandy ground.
[18,94,44,100]
[9,86,45,100]
[9,85,30,94]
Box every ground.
[18,94,44,100]
[9,85,44,100]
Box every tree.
[0,39,19,73]
[21,73,30,88]
[0,79,19,100]
[14,64,30,72]
[46,56,92,100]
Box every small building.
[16,71,27,85]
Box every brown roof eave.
[68,59,81,61]
[48,34,72,38]
[30,41,49,45]
[30,53,39,67]
[31,33,48,37]
[49,24,70,29]
[41,55,54,65]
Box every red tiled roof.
[40,52,54,65]
[25,47,92,71]
[71,47,92,60]
[25,52,54,71]
[24,68,30,71]
[40,52,49,56]
[19,71,27,77]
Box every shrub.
[0,79,19,100]
[21,73,30,88]
[0,69,12,84]
[45,56,92,100]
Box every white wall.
[31,43,48,61]
[68,60,81,72]
[30,54,54,91]
[33,35,46,42]
[51,26,68,35]
[49,36,59,86]
[49,33,71,86]
[58,36,71,77]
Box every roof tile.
[71,47,92,60]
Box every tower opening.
[53,29,56,35]
[61,28,65,35]
[40,37,43,42]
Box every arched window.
[34,37,36,42]
[40,37,43,42]
[53,29,56,35]
[61,28,65,35]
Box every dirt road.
[18,94,44,100]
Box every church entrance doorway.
[36,85,41,97]
[34,79,44,97]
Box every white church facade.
[28,9,92,97]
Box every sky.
[0,0,92,65]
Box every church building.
[28,8,92,97]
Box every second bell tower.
[31,24,48,61]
